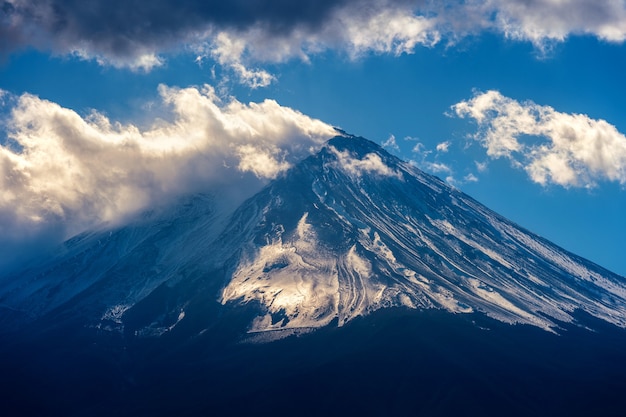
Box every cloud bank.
[0,85,335,266]
[453,90,626,188]
[3,1,625,80]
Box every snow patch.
[101,304,132,324]
[221,213,340,331]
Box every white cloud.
[196,0,626,78]
[382,134,400,151]
[411,141,428,154]
[72,49,165,72]
[422,161,453,174]
[236,144,291,179]
[206,32,275,88]
[0,86,335,266]
[436,141,451,153]
[220,5,441,63]
[475,161,488,172]
[484,0,626,49]
[445,175,457,186]
[453,90,626,188]
[329,146,402,179]
[188,5,441,83]
[408,140,460,180]
[339,7,440,57]
[464,173,479,182]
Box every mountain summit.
[2,134,625,339]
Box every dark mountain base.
[2,308,626,417]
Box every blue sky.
[1,0,625,275]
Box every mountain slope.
[218,134,626,334]
[0,193,232,333]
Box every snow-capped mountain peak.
[2,134,626,338]
[219,134,626,333]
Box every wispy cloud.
[436,141,451,153]
[475,161,488,172]
[3,1,624,77]
[330,146,402,179]
[408,138,479,186]
[422,161,453,174]
[453,90,626,188]
[203,32,275,88]
[0,85,335,266]
[484,0,626,50]
[464,173,479,182]
[382,134,400,151]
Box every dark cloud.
[0,0,357,58]
[5,0,624,73]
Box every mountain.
[219,134,626,335]
[1,134,626,416]
[4,133,624,336]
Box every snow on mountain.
[1,134,625,337]
[219,134,626,334]
[0,193,232,332]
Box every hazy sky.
[1,0,625,275]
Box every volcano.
[218,134,626,335]
[1,133,626,416]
